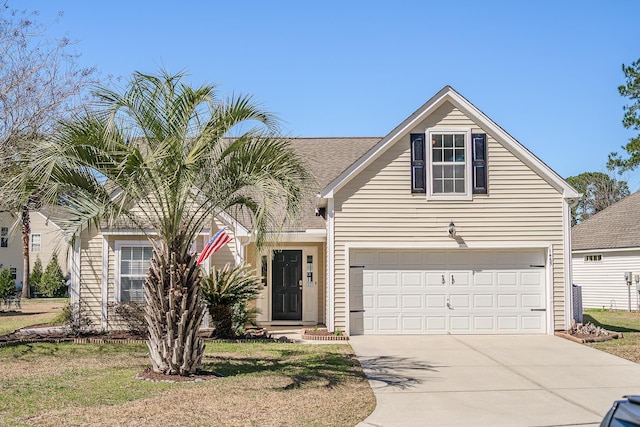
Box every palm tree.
[24,70,310,375]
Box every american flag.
[196,227,232,266]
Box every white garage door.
[349,249,547,335]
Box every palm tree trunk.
[144,238,205,375]
[21,207,30,299]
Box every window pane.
[432,179,443,193]
[443,134,453,147]
[455,134,464,147]
[433,148,443,162]
[121,277,144,302]
[143,247,153,260]
[121,247,132,259]
[443,180,454,193]
[455,149,465,162]
[454,165,465,178]
[433,165,443,179]
[455,179,465,193]
[432,134,442,148]
[444,165,454,178]
[132,247,143,260]
[444,149,454,162]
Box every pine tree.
[0,268,16,302]
[31,256,43,293]
[40,253,66,297]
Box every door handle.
[451,275,455,285]
[446,298,454,310]
[530,308,546,312]
[441,275,445,285]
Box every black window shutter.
[410,133,426,193]
[472,133,487,194]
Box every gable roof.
[572,190,640,251]
[319,85,579,199]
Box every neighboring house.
[69,86,580,335]
[572,191,640,310]
[0,211,70,289]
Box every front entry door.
[272,250,303,321]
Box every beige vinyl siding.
[572,250,640,310]
[30,212,70,278]
[333,102,567,331]
[79,228,104,326]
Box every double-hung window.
[1,227,8,248]
[31,233,41,253]
[411,129,487,198]
[116,243,153,303]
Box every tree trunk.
[144,238,205,375]
[209,303,234,338]
[21,207,30,299]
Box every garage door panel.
[497,294,518,308]
[473,294,494,308]
[496,272,518,286]
[402,294,423,309]
[474,317,494,330]
[522,271,543,286]
[498,316,519,331]
[474,272,494,286]
[402,316,423,331]
[401,272,422,287]
[426,272,447,286]
[377,294,399,309]
[426,316,447,331]
[350,249,546,335]
[377,316,399,332]
[521,294,543,308]
[378,272,398,286]
[450,294,470,308]
[426,294,446,308]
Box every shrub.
[201,263,262,338]
[30,257,43,290]
[0,268,15,302]
[39,253,66,297]
[107,301,148,337]
[52,301,94,335]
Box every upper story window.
[116,244,153,303]
[30,233,41,253]
[9,267,17,280]
[411,131,487,198]
[584,254,602,262]
[1,227,8,248]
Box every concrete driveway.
[350,335,640,427]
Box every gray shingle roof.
[572,190,640,250]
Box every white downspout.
[326,198,335,332]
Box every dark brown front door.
[272,250,302,321]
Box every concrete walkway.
[351,335,640,427]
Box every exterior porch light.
[448,221,456,238]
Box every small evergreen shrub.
[30,257,43,290]
[0,268,16,303]
[39,253,66,297]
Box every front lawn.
[0,341,375,427]
[0,298,68,335]
[583,309,640,363]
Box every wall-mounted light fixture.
[448,221,456,238]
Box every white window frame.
[9,267,17,280]
[426,127,473,201]
[30,233,41,253]
[114,240,153,303]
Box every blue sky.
[24,0,640,189]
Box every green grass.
[0,298,68,335]
[0,341,375,427]
[583,309,640,363]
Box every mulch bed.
[135,367,223,383]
